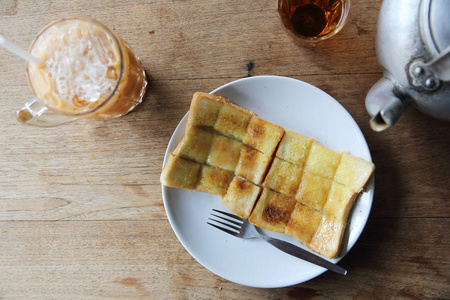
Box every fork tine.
[212,209,244,222]
[208,217,241,231]
[207,222,240,237]
[210,213,242,227]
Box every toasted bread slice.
[235,146,272,185]
[186,92,228,129]
[304,141,342,179]
[276,130,313,166]
[263,157,304,198]
[243,116,285,157]
[160,154,201,190]
[160,92,376,260]
[334,152,375,192]
[196,165,233,197]
[222,177,262,219]
[322,181,358,222]
[285,202,323,245]
[295,171,333,211]
[249,188,296,233]
[172,127,214,164]
[214,101,254,140]
[206,134,243,171]
[309,214,346,258]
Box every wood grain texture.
[0,219,448,299]
[1,0,449,298]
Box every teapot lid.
[422,0,450,54]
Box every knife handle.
[261,236,347,275]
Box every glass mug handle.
[16,98,75,127]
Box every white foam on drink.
[29,19,120,112]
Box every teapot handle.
[409,46,450,91]
[425,46,450,81]
[16,98,75,127]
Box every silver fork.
[207,209,347,276]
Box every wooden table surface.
[1,0,449,298]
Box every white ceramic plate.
[161,75,374,288]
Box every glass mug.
[17,17,148,127]
[278,0,350,44]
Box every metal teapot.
[365,0,450,131]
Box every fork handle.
[261,236,347,275]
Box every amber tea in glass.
[278,0,350,43]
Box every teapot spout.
[365,77,411,132]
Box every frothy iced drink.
[27,17,147,119]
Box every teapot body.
[366,0,450,131]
